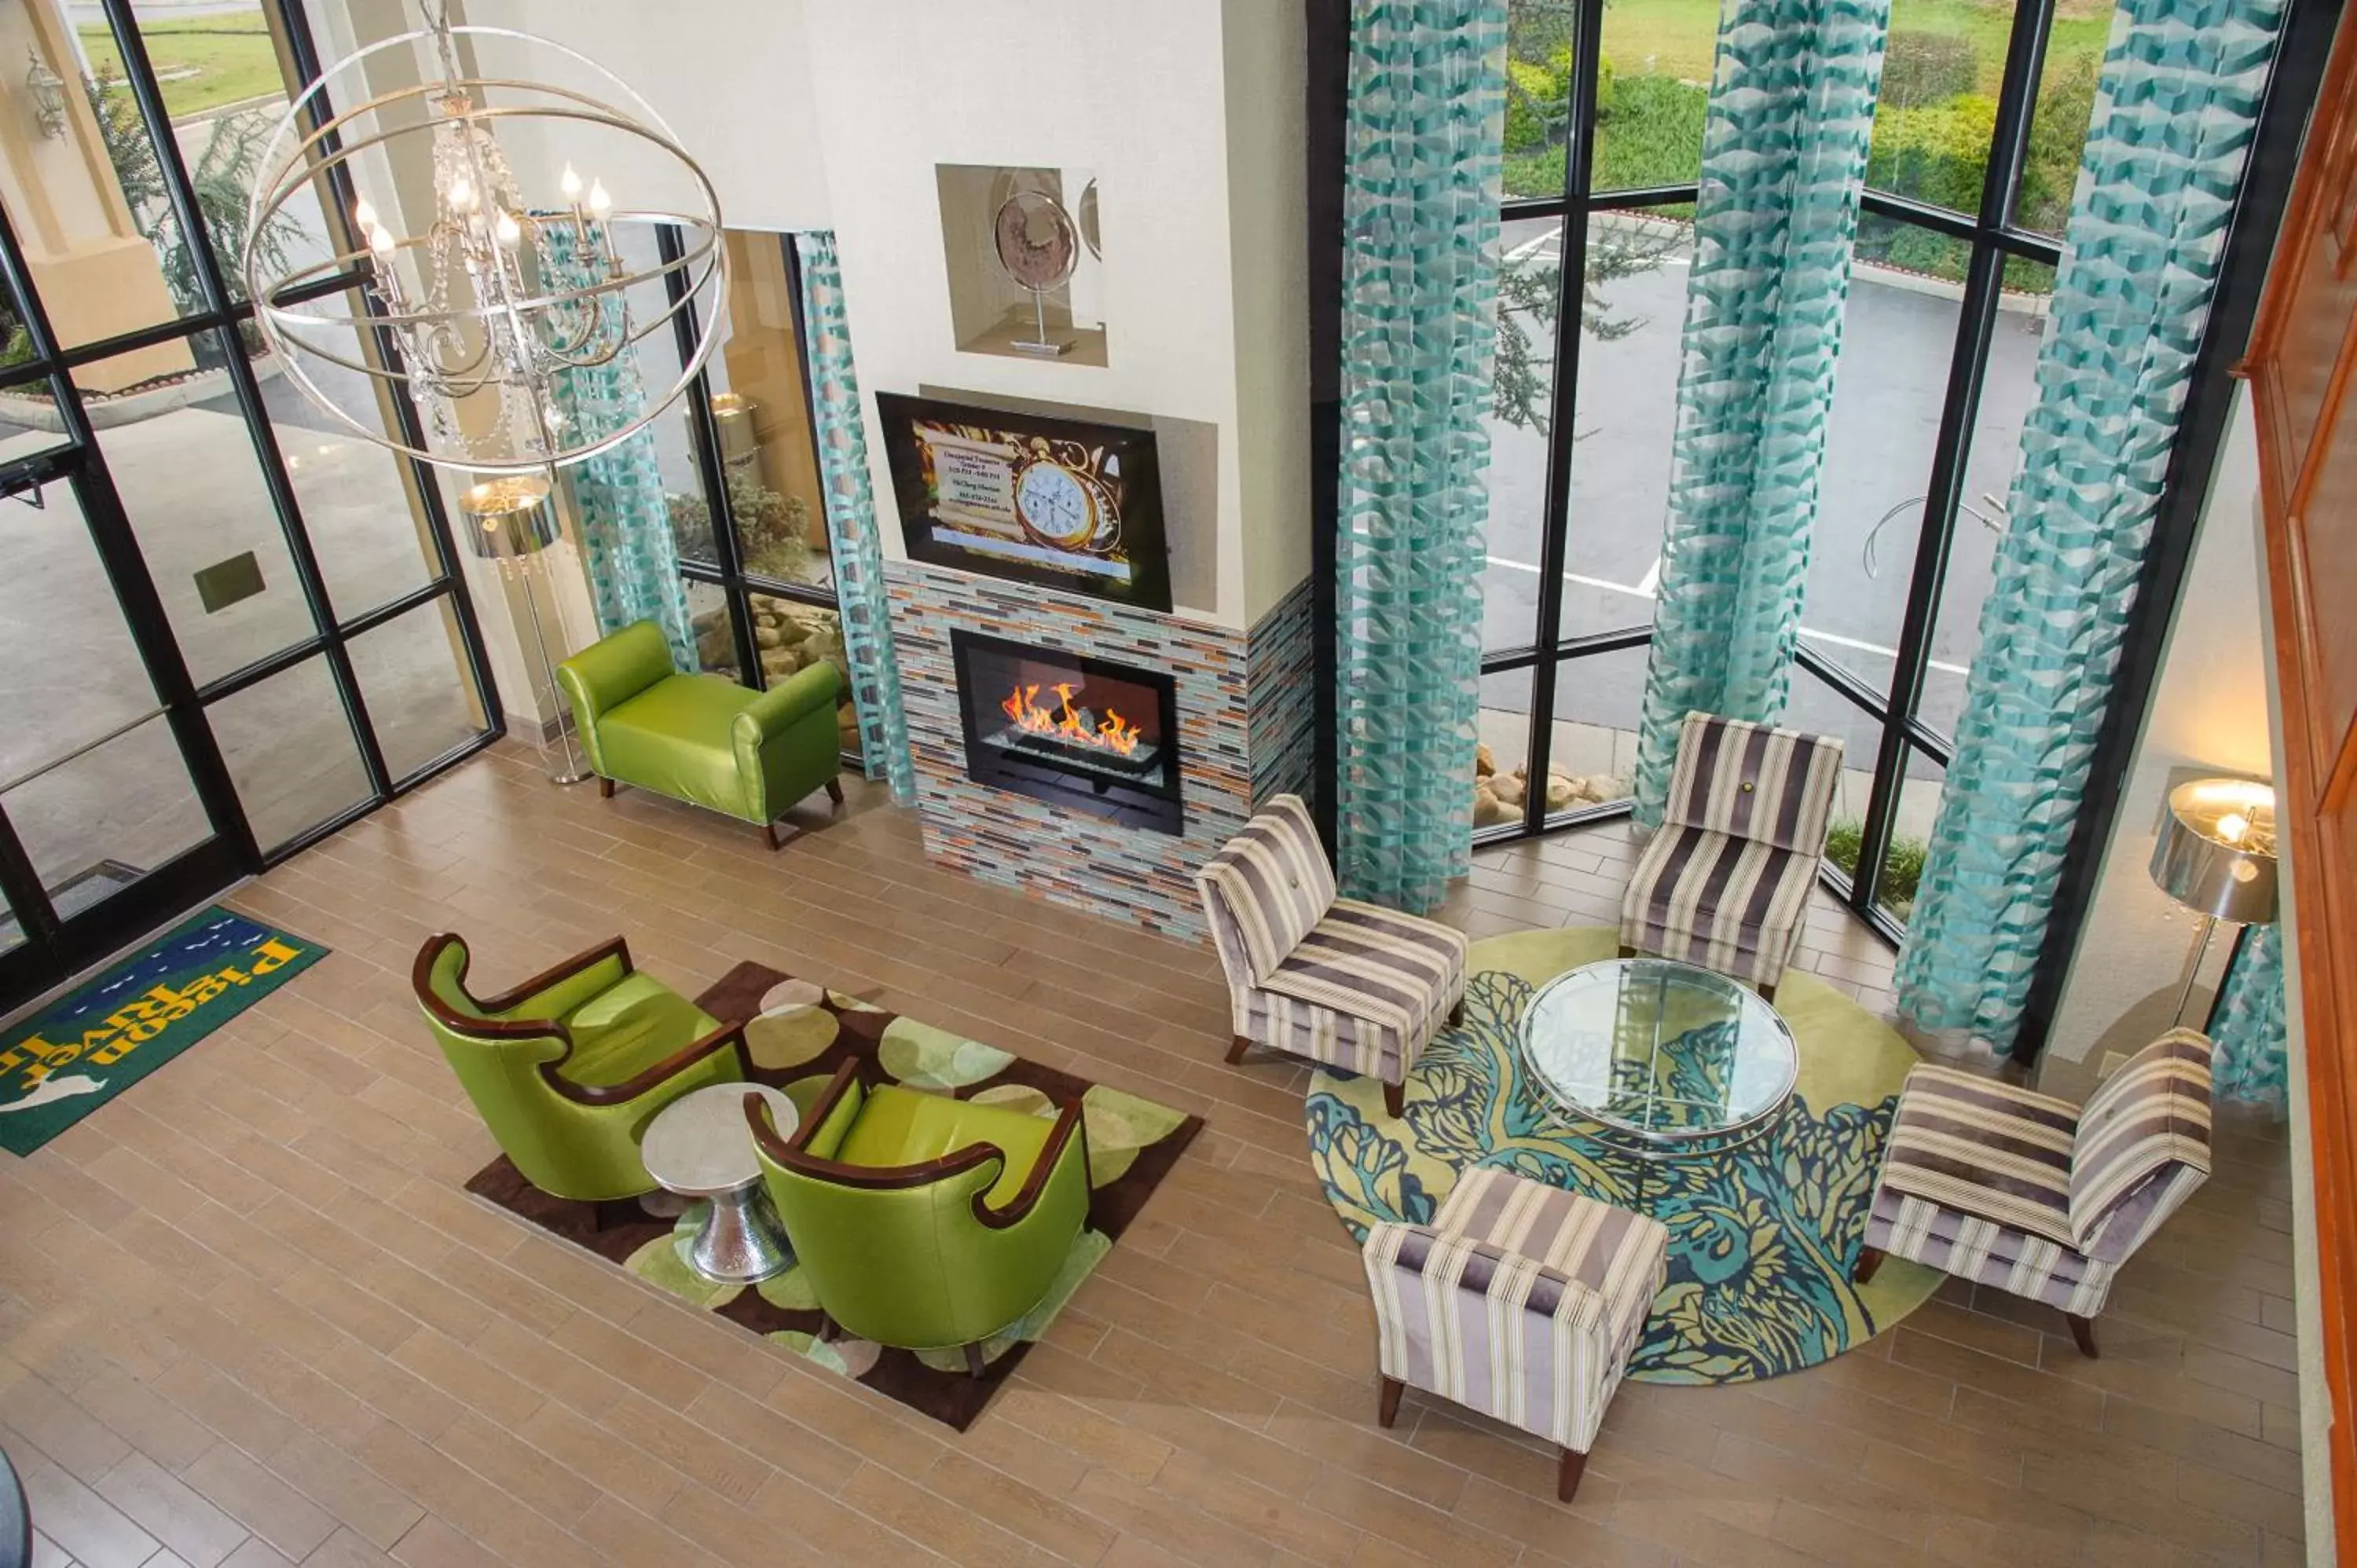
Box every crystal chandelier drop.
[244,0,726,474]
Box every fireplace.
[951,629,1184,834]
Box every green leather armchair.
[555,619,845,849]
[747,1061,1092,1374]
[413,932,748,1201]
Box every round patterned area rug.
[1304,926,1942,1385]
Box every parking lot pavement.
[1480,234,2046,755]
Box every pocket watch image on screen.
[1013,456,1116,551]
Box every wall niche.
[934,163,1109,368]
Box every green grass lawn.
[77,11,286,121]
[1594,0,2109,90]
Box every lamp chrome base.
[545,765,592,786]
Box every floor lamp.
[458,474,592,786]
[2148,777,2278,1027]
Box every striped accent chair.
[1196,794,1468,1119]
[1363,1167,1668,1502]
[1853,1029,2213,1357]
[1620,713,1843,998]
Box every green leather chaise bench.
[556,618,845,849]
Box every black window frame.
[0,0,502,1013]
[654,225,860,763]
[1304,0,2332,1064]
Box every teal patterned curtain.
[1894,0,2286,1048]
[542,225,698,674]
[2212,924,2289,1112]
[1333,0,1506,914]
[793,231,915,806]
[1628,0,1891,827]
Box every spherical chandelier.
[244,0,726,475]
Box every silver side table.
[639,1083,800,1284]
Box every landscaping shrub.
[1824,819,1930,915]
[1825,820,1864,879]
[2019,49,2100,234]
[1880,30,1978,109]
[1592,74,1706,193]
[1868,93,1997,214]
[1505,54,1567,154]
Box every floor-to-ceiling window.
[637,228,863,764]
[0,0,497,1011]
[1480,0,2097,941]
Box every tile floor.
[0,746,2305,1566]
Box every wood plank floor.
[0,746,2305,1567]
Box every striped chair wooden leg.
[1362,1170,1670,1520]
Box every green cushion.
[835,1083,1053,1208]
[555,973,721,1088]
[596,675,763,819]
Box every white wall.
[464,0,833,234]
[2046,388,2274,1065]
[356,0,1310,742]
[1224,0,1314,623]
[796,0,1306,627]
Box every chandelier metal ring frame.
[244,21,728,475]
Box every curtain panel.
[1628,0,1892,826]
[1895,0,2286,1049]
[542,224,699,674]
[794,230,916,807]
[2212,923,2289,1112]
[1332,0,1507,914]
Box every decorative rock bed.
[1472,739,1625,826]
[694,598,861,754]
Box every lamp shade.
[2149,777,2278,925]
[457,474,559,562]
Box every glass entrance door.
[0,460,244,1003]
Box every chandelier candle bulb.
[244,0,726,472]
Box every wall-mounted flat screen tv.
[874,392,1172,614]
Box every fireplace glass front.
[950,630,1183,835]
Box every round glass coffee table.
[1520,958,1798,1161]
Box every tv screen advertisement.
[874,393,1173,614]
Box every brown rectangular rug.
[466,960,1201,1431]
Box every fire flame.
[1001,681,1142,756]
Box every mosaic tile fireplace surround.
[891,562,1314,938]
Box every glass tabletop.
[1519,958,1798,1147]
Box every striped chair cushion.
[1259,899,1468,1036]
[1621,829,1814,984]
[2069,1029,2213,1262]
[1195,794,1335,985]
[1662,713,1844,854]
[1433,1167,1666,1358]
[1866,1188,2117,1316]
[1364,1168,1667,1450]
[1239,989,1405,1081]
[1872,1063,2079,1247]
